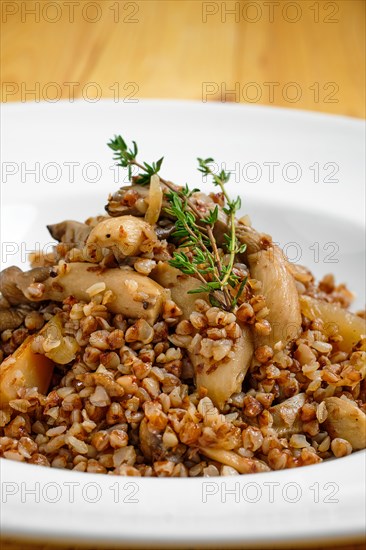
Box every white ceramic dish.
[0,100,365,548]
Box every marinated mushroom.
[0,266,52,305]
[152,262,253,410]
[324,397,366,450]
[270,393,306,437]
[248,246,302,347]
[106,184,150,217]
[300,295,366,352]
[151,262,203,320]
[47,220,92,245]
[26,263,164,325]
[86,215,158,260]
[0,335,53,407]
[195,327,253,411]
[0,313,84,406]
[236,223,272,255]
[199,446,270,474]
[139,418,164,461]
[0,266,35,305]
[0,307,27,332]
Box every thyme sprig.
[108,136,247,311]
[109,136,164,185]
[165,189,231,309]
[197,158,247,288]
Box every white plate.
[0,100,365,548]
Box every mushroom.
[0,307,26,332]
[4,263,165,325]
[151,262,203,320]
[47,220,92,245]
[86,215,158,260]
[270,393,306,437]
[155,224,176,240]
[248,246,302,347]
[237,224,302,348]
[0,312,80,407]
[191,327,253,411]
[324,397,366,450]
[0,266,50,306]
[106,185,150,217]
[0,294,10,309]
[236,223,269,255]
[151,262,253,410]
[139,418,164,461]
[199,446,270,473]
[300,295,366,352]
[0,334,54,407]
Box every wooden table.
[1,0,365,117]
[0,537,365,550]
[0,1,365,549]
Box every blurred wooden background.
[0,1,365,549]
[1,0,365,117]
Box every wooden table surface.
[1,540,366,550]
[0,1,365,549]
[1,0,365,117]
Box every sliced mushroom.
[34,263,164,324]
[151,262,203,320]
[199,446,270,473]
[0,266,50,306]
[270,393,306,437]
[151,262,253,409]
[192,327,253,411]
[106,185,150,217]
[248,246,302,347]
[324,397,366,450]
[300,295,366,352]
[0,294,10,309]
[155,224,176,240]
[236,223,272,255]
[0,332,54,407]
[0,312,77,407]
[139,418,164,461]
[0,267,25,305]
[86,215,158,260]
[47,220,92,245]
[0,307,26,332]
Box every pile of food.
[0,137,365,477]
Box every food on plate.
[0,136,365,476]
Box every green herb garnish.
[108,136,247,311]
